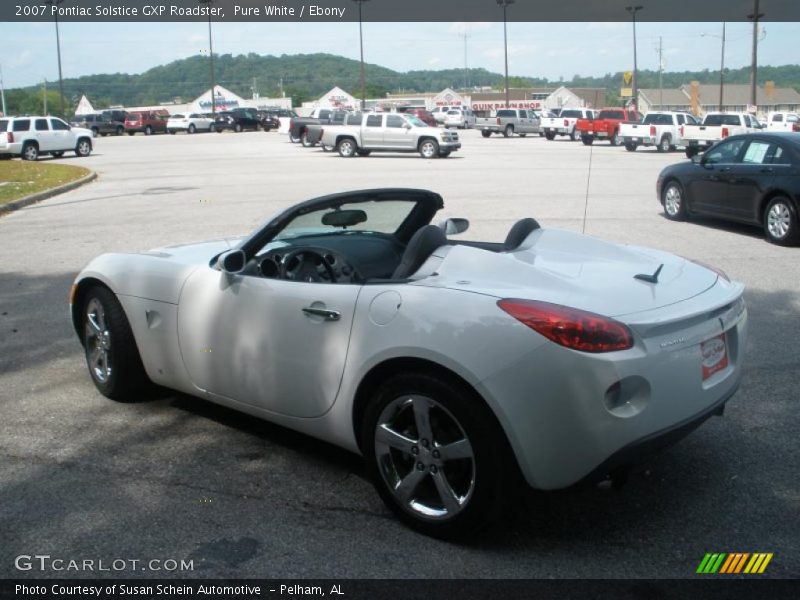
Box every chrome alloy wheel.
[374,395,475,520]
[85,298,112,383]
[420,141,437,158]
[767,201,791,240]
[665,184,682,217]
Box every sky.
[0,21,797,91]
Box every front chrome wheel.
[663,182,686,221]
[375,395,475,521]
[84,298,112,384]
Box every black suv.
[214,108,261,133]
[70,112,126,137]
[256,110,281,132]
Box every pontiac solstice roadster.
[71,188,747,538]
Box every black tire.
[502,124,513,138]
[662,179,687,221]
[609,131,620,146]
[624,142,637,152]
[336,138,357,157]
[685,146,698,159]
[91,127,99,138]
[419,138,439,158]
[658,135,671,153]
[216,126,224,133]
[75,138,92,157]
[321,144,333,152]
[144,126,153,136]
[289,132,301,143]
[571,129,581,141]
[51,151,65,158]
[361,372,519,540]
[763,196,800,246]
[581,135,594,146]
[234,123,243,133]
[188,124,196,134]
[168,129,176,135]
[81,286,152,402]
[116,126,124,136]
[356,149,372,156]
[301,132,315,148]
[481,130,492,138]
[21,142,39,161]
[127,131,135,136]
[544,132,555,141]
[519,133,527,138]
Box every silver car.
[71,188,747,539]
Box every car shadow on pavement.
[660,213,768,242]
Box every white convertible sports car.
[70,189,747,538]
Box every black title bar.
[3,0,800,22]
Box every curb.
[0,170,98,216]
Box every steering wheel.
[280,248,337,283]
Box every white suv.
[444,107,476,129]
[0,116,93,161]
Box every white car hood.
[426,229,718,318]
[143,237,246,264]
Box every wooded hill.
[6,52,799,116]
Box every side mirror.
[403,123,412,129]
[439,218,470,235]
[219,249,246,274]
[691,154,703,165]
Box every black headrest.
[392,225,447,279]
[504,218,541,251]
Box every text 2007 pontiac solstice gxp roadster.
[70,189,747,538]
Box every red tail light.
[649,125,656,137]
[680,126,684,137]
[319,128,324,138]
[563,119,569,127]
[497,299,633,353]
[289,119,294,129]
[793,123,800,132]
[721,127,729,138]
[6,132,13,143]
[497,117,501,125]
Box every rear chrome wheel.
[764,196,799,246]
[363,372,518,539]
[336,138,356,157]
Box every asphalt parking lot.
[1,129,798,579]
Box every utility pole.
[461,31,471,91]
[0,64,6,117]
[199,0,217,114]
[748,0,764,112]
[353,0,370,110]
[251,76,259,100]
[43,79,48,114]
[45,0,66,117]
[656,36,663,109]
[626,5,643,114]
[497,0,515,109]
[719,22,726,111]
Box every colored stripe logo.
[696,553,773,574]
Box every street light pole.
[199,0,217,115]
[748,0,764,111]
[46,0,66,117]
[497,0,514,109]
[353,0,369,110]
[0,64,7,117]
[626,5,642,114]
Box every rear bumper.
[622,136,656,145]
[0,143,23,156]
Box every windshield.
[274,200,418,240]
[560,110,583,118]
[703,114,742,126]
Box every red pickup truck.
[575,108,638,146]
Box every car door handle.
[759,167,774,173]
[302,307,341,321]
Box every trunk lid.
[428,229,718,318]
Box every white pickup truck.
[618,111,700,153]
[319,112,460,158]
[766,111,800,132]
[682,112,758,158]
[541,108,595,141]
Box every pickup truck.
[766,111,800,132]
[618,111,700,152]
[541,108,595,141]
[576,108,638,146]
[475,109,541,138]
[681,112,758,158]
[319,112,460,158]
[289,108,350,146]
